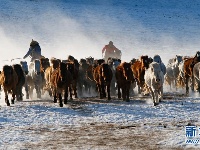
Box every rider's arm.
[102,45,107,53]
[23,48,32,59]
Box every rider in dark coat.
[23,39,42,62]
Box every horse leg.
[185,75,190,95]
[11,88,16,104]
[4,90,10,106]
[74,84,78,99]
[69,85,73,100]
[101,83,106,98]
[36,84,41,99]
[59,93,63,107]
[64,87,68,104]
[126,84,130,102]
[137,81,141,94]
[191,75,195,92]
[117,82,121,99]
[107,83,111,100]
[29,86,34,99]
[78,82,83,97]
[154,90,159,106]
[15,86,20,101]
[24,84,29,99]
[96,83,103,99]
[159,86,163,102]
[19,87,23,101]
[149,88,155,105]
[122,88,126,101]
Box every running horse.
[29,59,43,98]
[0,65,18,106]
[93,63,113,100]
[51,62,72,107]
[12,64,26,100]
[116,62,134,101]
[183,51,200,95]
[131,55,150,94]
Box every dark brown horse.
[93,63,113,100]
[78,58,91,96]
[66,62,79,99]
[116,62,134,101]
[0,65,18,106]
[13,64,26,100]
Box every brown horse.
[183,51,200,95]
[40,57,50,94]
[78,58,91,96]
[51,62,72,107]
[131,55,150,94]
[0,65,18,106]
[44,58,61,96]
[66,62,79,99]
[13,64,26,100]
[93,63,113,100]
[85,64,96,94]
[116,62,134,101]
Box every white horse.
[144,62,164,106]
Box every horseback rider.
[102,41,121,61]
[23,39,42,62]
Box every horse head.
[101,64,112,82]
[140,55,150,69]
[149,62,163,83]
[86,56,94,65]
[40,57,50,71]
[121,62,133,81]
[2,65,14,85]
[59,62,67,83]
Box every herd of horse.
[0,51,200,107]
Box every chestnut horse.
[0,65,18,106]
[183,51,200,95]
[51,62,72,107]
[93,63,113,100]
[131,55,150,94]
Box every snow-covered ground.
[0,0,200,149]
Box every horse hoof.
[154,103,159,106]
[60,103,63,107]
[126,99,130,102]
[7,102,10,106]
[64,100,67,104]
[108,97,111,100]
[11,100,14,104]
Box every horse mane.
[13,64,24,76]
[3,65,12,72]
